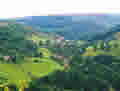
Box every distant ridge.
[16,15,120,40]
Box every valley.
[0,15,120,91]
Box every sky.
[0,0,120,18]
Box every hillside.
[0,21,56,56]
[17,15,120,40]
[0,21,63,89]
[0,21,37,57]
[1,17,120,91]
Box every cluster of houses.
[0,56,16,63]
[0,22,9,27]
[52,53,71,69]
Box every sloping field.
[0,60,63,87]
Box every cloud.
[0,0,119,18]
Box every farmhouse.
[0,22,9,27]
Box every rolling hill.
[0,21,63,88]
[0,21,37,56]
[17,15,120,40]
[0,21,56,57]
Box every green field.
[0,58,63,87]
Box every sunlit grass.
[0,58,63,87]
